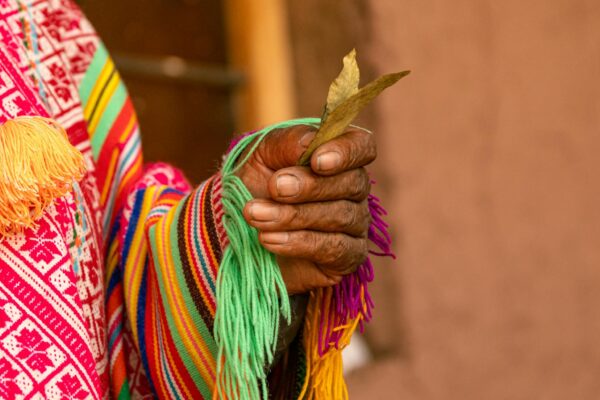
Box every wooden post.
[224,0,296,132]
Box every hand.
[237,125,376,295]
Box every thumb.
[255,125,316,170]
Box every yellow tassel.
[299,287,364,400]
[0,116,85,237]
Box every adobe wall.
[289,0,600,398]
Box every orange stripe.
[149,276,171,397]
[84,60,114,119]
[100,149,119,205]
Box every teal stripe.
[109,321,122,350]
[79,44,109,106]
[156,310,184,400]
[148,195,215,399]
[90,82,127,159]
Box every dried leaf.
[322,49,360,121]
[298,70,410,166]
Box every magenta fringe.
[317,187,395,356]
[227,131,255,153]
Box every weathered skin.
[237,124,377,294]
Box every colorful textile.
[0,1,226,398]
[0,1,392,399]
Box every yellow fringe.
[299,287,365,400]
[0,116,85,237]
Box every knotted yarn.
[214,118,320,399]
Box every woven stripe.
[106,170,224,398]
[178,193,216,331]
[79,43,109,105]
[1,2,252,398]
[73,27,316,399]
[147,187,217,397]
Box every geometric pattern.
[0,1,224,398]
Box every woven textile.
[0,1,391,398]
[0,1,227,398]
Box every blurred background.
[78,0,600,398]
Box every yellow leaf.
[322,49,360,121]
[298,70,410,166]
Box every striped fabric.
[0,0,249,398]
[77,41,228,397]
[0,1,383,399]
[79,43,143,239]
[110,171,223,399]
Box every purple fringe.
[226,131,256,153]
[317,188,395,356]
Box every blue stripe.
[136,262,158,397]
[120,189,145,261]
[156,318,183,400]
[102,134,141,239]
[191,185,216,293]
[108,320,122,349]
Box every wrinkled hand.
[237,125,376,295]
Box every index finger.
[255,124,316,170]
[309,128,377,176]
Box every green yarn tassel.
[215,118,321,399]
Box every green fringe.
[215,118,320,399]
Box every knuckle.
[286,204,300,226]
[341,238,368,274]
[357,201,371,235]
[338,201,358,231]
[294,204,316,230]
[348,129,377,166]
[353,239,369,268]
[349,184,363,200]
[359,238,368,261]
[307,231,322,255]
[290,231,313,258]
[332,235,350,258]
[365,134,377,162]
[320,234,346,265]
[359,167,371,185]
[349,169,370,199]
[346,140,360,164]
[315,184,332,201]
[341,143,358,168]
[349,239,368,269]
[361,170,372,195]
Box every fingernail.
[261,232,289,244]
[299,131,315,148]
[249,202,280,221]
[317,152,342,171]
[276,174,300,197]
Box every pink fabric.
[0,1,108,398]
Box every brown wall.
[290,0,600,398]
[81,0,234,184]
[84,0,600,397]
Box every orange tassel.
[0,116,85,236]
